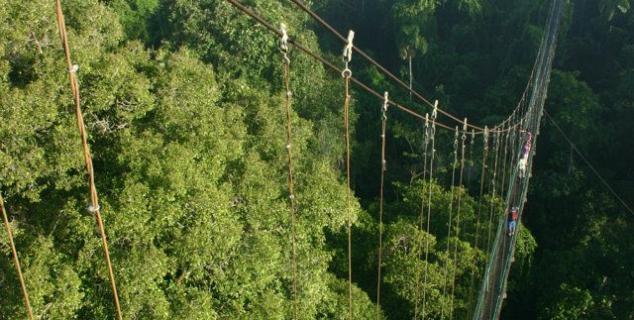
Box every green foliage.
[2,0,633,319]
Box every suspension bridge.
[2,0,600,319]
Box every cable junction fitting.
[279,23,290,65]
[382,91,389,120]
[87,204,101,213]
[341,30,354,78]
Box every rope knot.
[87,204,100,213]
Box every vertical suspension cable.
[449,119,469,319]
[375,92,389,320]
[279,24,298,319]
[486,130,501,253]
[414,113,431,320]
[0,195,34,320]
[466,129,476,184]
[440,128,460,320]
[500,124,510,197]
[341,30,355,320]
[468,126,489,316]
[53,2,122,319]
[421,102,438,320]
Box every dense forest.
[1,0,632,319]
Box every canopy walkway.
[473,0,564,318]
[5,0,610,319]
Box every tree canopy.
[1,0,633,319]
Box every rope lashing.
[376,91,389,320]
[421,100,438,320]
[280,22,299,319]
[0,195,34,320]
[54,1,122,319]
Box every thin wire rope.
[375,94,389,320]
[224,0,510,135]
[0,195,34,320]
[54,2,122,319]
[485,131,501,253]
[500,126,510,196]
[498,62,538,127]
[466,129,476,185]
[440,129,460,320]
[280,40,299,318]
[467,127,489,317]
[545,111,634,216]
[421,104,438,320]
[414,114,430,320]
[287,0,487,131]
[449,120,469,319]
[343,69,354,320]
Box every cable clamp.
[87,204,100,213]
[382,91,389,120]
[342,30,355,63]
[341,30,355,78]
[279,23,290,65]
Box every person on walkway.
[518,131,532,178]
[507,206,519,236]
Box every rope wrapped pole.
[280,23,299,319]
[342,29,354,320]
[54,1,122,319]
[375,92,389,320]
[0,195,34,320]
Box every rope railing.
[224,0,522,135]
[472,0,563,318]
[287,0,488,131]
